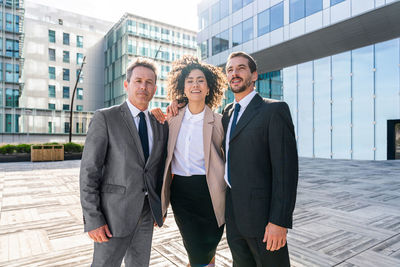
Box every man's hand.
[166,100,186,120]
[150,108,166,124]
[263,222,287,251]
[88,224,112,243]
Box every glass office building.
[197,0,400,160]
[0,0,24,134]
[104,13,197,110]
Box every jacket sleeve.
[79,110,108,232]
[267,102,299,229]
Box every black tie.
[227,103,241,185]
[138,112,149,162]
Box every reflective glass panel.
[352,45,374,160]
[270,2,284,31]
[242,18,253,43]
[232,23,242,46]
[258,9,270,36]
[290,0,305,23]
[220,0,229,19]
[331,0,345,6]
[306,0,323,16]
[211,2,220,24]
[297,62,313,157]
[314,57,331,158]
[331,51,351,159]
[283,66,298,141]
[233,0,242,13]
[375,39,399,160]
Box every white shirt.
[224,90,257,187]
[171,106,206,176]
[126,100,154,155]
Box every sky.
[32,0,202,31]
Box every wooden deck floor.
[0,158,399,266]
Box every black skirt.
[170,174,224,266]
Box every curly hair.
[167,55,227,110]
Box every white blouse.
[171,106,206,176]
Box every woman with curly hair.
[153,55,227,266]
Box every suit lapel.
[230,94,263,143]
[146,114,159,167]
[120,102,145,164]
[203,106,214,175]
[166,108,186,165]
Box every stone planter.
[0,153,31,162]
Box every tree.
[69,56,86,143]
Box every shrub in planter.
[0,144,17,154]
[64,142,83,153]
[16,144,31,153]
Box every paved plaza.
[0,158,399,266]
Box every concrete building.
[197,0,400,160]
[104,13,197,110]
[0,0,24,135]
[2,1,113,143]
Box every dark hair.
[126,57,158,82]
[167,55,227,110]
[227,51,257,73]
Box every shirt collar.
[184,105,205,122]
[126,100,149,118]
[233,90,257,110]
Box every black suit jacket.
[222,93,298,238]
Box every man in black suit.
[223,51,298,267]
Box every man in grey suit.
[223,51,298,266]
[80,58,168,267]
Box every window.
[63,68,70,81]
[63,86,69,98]
[220,0,229,19]
[49,48,56,61]
[242,18,253,43]
[6,63,18,82]
[331,0,345,6]
[232,23,242,47]
[58,19,63,25]
[127,20,137,34]
[258,9,270,37]
[306,0,323,16]
[199,9,209,30]
[76,69,83,83]
[49,30,56,43]
[212,30,229,56]
[77,35,83,47]
[77,88,83,100]
[63,104,69,111]
[64,122,70,133]
[290,0,305,23]
[48,85,56,97]
[49,67,56,79]
[270,2,284,31]
[5,13,13,32]
[48,103,55,110]
[211,2,220,24]
[63,32,70,45]
[290,0,322,23]
[76,105,83,111]
[6,39,18,57]
[0,12,2,30]
[5,88,19,107]
[48,122,52,133]
[232,0,242,13]
[63,50,70,63]
[76,53,83,65]
[200,40,209,60]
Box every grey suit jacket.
[80,102,168,237]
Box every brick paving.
[0,158,399,266]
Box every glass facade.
[282,38,400,160]
[48,85,55,97]
[212,30,229,55]
[331,0,345,6]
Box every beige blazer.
[161,105,226,227]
